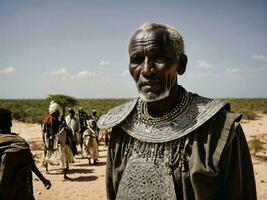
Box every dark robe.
[99,95,256,200]
[0,133,35,200]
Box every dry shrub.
[241,110,257,120]
[249,138,265,155]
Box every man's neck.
[147,85,180,117]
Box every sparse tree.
[46,94,79,117]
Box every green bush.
[0,98,128,123]
[240,110,257,120]
[1,98,267,123]
[225,98,267,114]
[224,98,267,120]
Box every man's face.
[128,28,178,102]
[91,120,96,128]
[52,110,60,119]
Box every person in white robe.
[82,119,99,165]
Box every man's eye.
[131,56,144,65]
[154,56,168,63]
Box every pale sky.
[0,0,266,99]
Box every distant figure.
[42,101,74,179]
[65,108,79,155]
[42,101,62,172]
[78,107,89,151]
[56,127,75,179]
[90,109,99,122]
[82,119,99,165]
[89,109,100,144]
[99,127,112,146]
[0,108,51,200]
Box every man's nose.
[141,57,155,75]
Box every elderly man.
[0,108,51,199]
[98,22,256,200]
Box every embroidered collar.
[98,90,228,143]
[121,94,227,143]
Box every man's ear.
[177,54,187,75]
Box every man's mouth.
[139,80,164,94]
[141,80,161,86]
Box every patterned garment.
[98,86,257,200]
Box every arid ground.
[12,114,267,200]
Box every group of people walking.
[42,101,102,179]
[0,102,106,199]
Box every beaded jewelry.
[137,87,190,125]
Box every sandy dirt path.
[12,114,267,200]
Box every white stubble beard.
[138,84,170,102]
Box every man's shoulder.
[97,98,138,129]
[0,133,30,150]
[190,93,239,124]
[180,86,230,114]
[191,93,241,120]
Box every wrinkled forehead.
[128,28,172,53]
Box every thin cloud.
[0,66,16,75]
[98,60,111,66]
[197,60,214,69]
[225,68,240,74]
[249,66,267,72]
[49,68,70,80]
[70,71,102,80]
[44,68,104,80]
[251,54,267,62]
